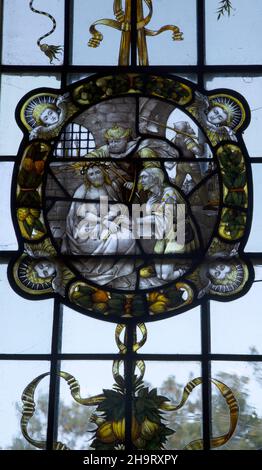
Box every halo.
[209,94,245,131]
[13,255,54,295]
[20,93,58,130]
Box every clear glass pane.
[2,0,64,65]
[0,74,61,156]
[211,362,262,450]
[173,73,197,83]
[246,164,262,251]
[253,261,262,281]
[211,283,262,354]
[58,361,115,450]
[0,265,53,354]
[67,73,94,85]
[62,307,117,353]
[143,0,197,65]
[0,162,18,251]
[205,74,262,158]
[141,307,201,354]
[72,0,121,65]
[144,361,202,450]
[0,361,50,450]
[205,0,262,65]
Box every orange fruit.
[92,290,109,303]
[35,160,45,174]
[22,158,34,172]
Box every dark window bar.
[46,299,63,450]
[1,0,262,453]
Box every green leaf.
[33,218,45,232]
[23,220,33,237]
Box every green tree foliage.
[217,1,233,20]
[8,396,94,450]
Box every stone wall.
[75,97,137,147]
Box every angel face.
[34,261,56,278]
[207,106,228,126]
[86,166,104,186]
[208,263,231,280]
[40,107,60,126]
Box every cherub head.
[33,260,56,279]
[206,98,242,129]
[208,262,231,280]
[33,103,60,126]
[207,260,245,294]
[206,105,229,126]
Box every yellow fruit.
[22,158,34,171]
[94,302,108,313]
[112,418,125,441]
[140,266,154,278]
[25,214,35,226]
[148,292,168,304]
[96,421,116,444]
[141,418,159,440]
[112,417,141,441]
[150,301,167,314]
[30,208,40,218]
[148,292,159,303]
[155,294,169,303]
[17,208,29,221]
[92,290,109,303]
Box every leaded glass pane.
[205,74,262,158]
[144,361,202,450]
[141,0,197,65]
[211,362,262,450]
[246,164,262,251]
[0,163,17,251]
[0,265,53,354]
[141,307,201,354]
[0,361,50,450]
[0,74,61,156]
[2,0,64,65]
[62,307,117,353]
[205,0,262,65]
[211,283,262,354]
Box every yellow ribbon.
[160,377,239,450]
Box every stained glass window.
[0,0,262,460]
